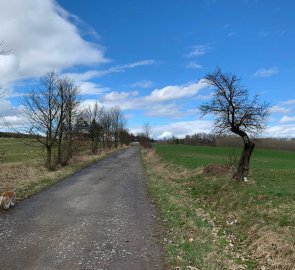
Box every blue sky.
[0,0,295,138]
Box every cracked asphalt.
[0,146,165,270]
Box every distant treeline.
[0,132,33,139]
[159,133,295,152]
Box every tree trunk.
[57,124,63,165]
[233,141,255,181]
[46,146,52,170]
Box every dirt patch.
[203,164,233,177]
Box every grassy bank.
[142,144,295,270]
[0,138,126,201]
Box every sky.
[0,0,295,139]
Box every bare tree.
[199,68,269,181]
[110,106,125,148]
[142,122,152,139]
[56,77,80,165]
[86,101,103,153]
[23,71,61,170]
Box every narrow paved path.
[0,147,164,270]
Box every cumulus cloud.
[0,0,107,84]
[253,67,278,78]
[186,61,203,69]
[156,131,173,140]
[146,80,208,102]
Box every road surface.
[0,147,164,270]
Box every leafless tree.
[110,106,126,148]
[56,77,80,165]
[86,101,103,153]
[199,67,270,181]
[142,122,152,139]
[23,71,61,170]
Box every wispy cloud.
[79,82,109,95]
[253,67,278,78]
[64,59,155,81]
[145,104,183,117]
[186,44,211,58]
[131,80,153,88]
[269,105,291,114]
[282,99,295,105]
[279,115,295,123]
[186,61,203,69]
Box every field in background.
[0,137,124,200]
[143,144,295,269]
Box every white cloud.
[145,104,183,117]
[101,91,138,102]
[156,131,173,140]
[279,115,295,123]
[253,67,278,78]
[265,124,295,138]
[269,105,291,114]
[131,80,153,88]
[186,61,203,69]
[0,0,107,84]
[137,120,214,139]
[63,60,155,81]
[186,44,211,58]
[146,80,208,102]
[79,82,109,95]
[282,99,295,105]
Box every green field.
[155,144,295,197]
[0,137,42,162]
[144,144,295,269]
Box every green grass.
[144,144,295,269]
[155,144,295,198]
[0,137,42,162]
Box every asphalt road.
[0,146,164,270]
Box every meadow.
[143,144,295,269]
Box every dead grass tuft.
[144,149,202,181]
[0,161,47,193]
[203,164,233,177]
[248,229,295,270]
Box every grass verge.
[142,145,295,270]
